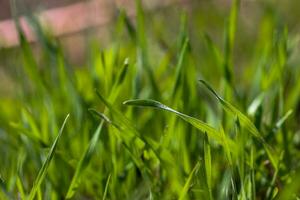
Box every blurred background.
[0,0,300,102]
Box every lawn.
[1,0,300,199]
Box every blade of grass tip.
[28,114,70,200]
[109,58,130,102]
[273,109,293,131]
[203,33,223,68]
[200,80,265,139]
[172,37,189,98]
[89,109,112,124]
[123,99,236,150]
[102,174,111,200]
[123,11,137,42]
[199,80,278,168]
[179,161,200,200]
[90,99,163,170]
[65,120,104,199]
[204,133,213,200]
[247,93,265,116]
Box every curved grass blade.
[179,161,200,200]
[28,114,70,200]
[123,99,236,150]
[199,80,278,168]
[200,80,262,140]
[92,96,169,171]
[65,120,104,199]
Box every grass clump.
[1,0,300,199]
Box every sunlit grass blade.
[199,80,279,168]
[179,161,200,200]
[247,93,265,116]
[273,109,293,131]
[65,120,104,199]
[28,114,70,200]
[123,99,236,150]
[102,173,111,200]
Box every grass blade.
[94,92,163,169]
[123,99,236,150]
[199,80,279,168]
[65,120,104,199]
[204,134,213,200]
[274,109,293,131]
[179,161,200,200]
[102,173,111,200]
[223,0,240,84]
[172,37,189,97]
[28,114,70,200]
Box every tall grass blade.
[199,80,279,168]
[123,99,236,150]
[28,114,70,200]
[102,173,111,200]
[204,134,213,200]
[65,120,104,199]
[179,161,200,200]
[223,0,240,84]
[172,37,189,97]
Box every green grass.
[1,0,300,199]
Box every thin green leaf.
[28,114,70,200]
[274,110,293,130]
[247,93,265,116]
[123,99,236,149]
[199,80,278,168]
[95,92,165,168]
[65,120,104,199]
[172,37,189,97]
[179,161,200,200]
[204,134,213,200]
[102,173,111,200]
